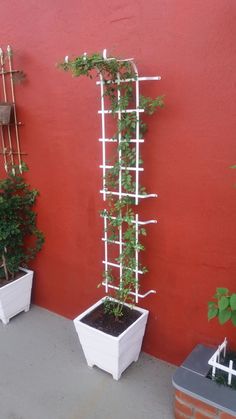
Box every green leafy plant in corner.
[59,52,164,319]
[208,165,236,327]
[208,289,236,326]
[0,164,45,282]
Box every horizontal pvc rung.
[0,70,19,75]
[96,76,161,85]
[3,121,22,126]
[116,58,134,62]
[102,282,156,298]
[102,214,157,225]
[99,138,144,143]
[100,190,158,199]
[101,57,134,64]
[102,238,124,245]
[208,361,236,377]
[98,109,144,114]
[103,261,143,274]
[136,219,157,225]
[0,151,27,156]
[100,164,144,172]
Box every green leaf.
[218,309,231,325]
[216,288,229,297]
[218,296,230,311]
[230,294,236,310]
[231,311,236,326]
[208,304,218,320]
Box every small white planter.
[74,298,149,380]
[0,268,34,325]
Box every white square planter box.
[73,298,149,380]
[0,268,34,325]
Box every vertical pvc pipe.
[223,337,227,358]
[217,345,221,363]
[100,53,108,293]
[117,72,122,201]
[100,74,106,201]
[7,45,22,172]
[228,360,233,386]
[131,62,140,206]
[119,219,123,291]
[212,365,216,379]
[0,49,8,171]
[135,213,139,303]
[104,214,108,293]
[117,71,123,289]
[132,61,140,300]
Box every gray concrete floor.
[0,305,175,419]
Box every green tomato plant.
[0,164,44,282]
[59,52,164,318]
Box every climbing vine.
[59,52,164,319]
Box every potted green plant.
[59,51,164,379]
[172,342,236,418]
[173,257,236,413]
[208,288,236,326]
[0,164,44,324]
[172,288,236,418]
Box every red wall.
[1,0,236,365]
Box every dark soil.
[207,350,236,390]
[0,270,26,288]
[81,302,142,337]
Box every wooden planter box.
[0,268,33,325]
[73,298,149,380]
[172,344,236,418]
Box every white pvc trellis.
[208,338,236,386]
[0,45,24,173]
[96,49,160,304]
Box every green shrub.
[0,165,44,281]
[208,288,236,326]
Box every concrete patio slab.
[0,305,175,419]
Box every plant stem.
[2,252,9,281]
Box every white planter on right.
[0,268,33,325]
[74,298,149,380]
